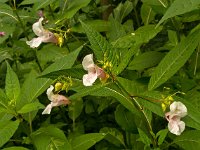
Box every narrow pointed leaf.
[157,0,200,26]
[6,62,20,102]
[80,21,117,67]
[148,28,200,90]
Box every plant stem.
[34,49,43,72]
[115,80,157,148]
[29,112,33,133]
[14,9,29,41]
[194,44,200,76]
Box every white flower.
[82,54,106,86]
[165,101,187,135]
[42,85,70,115]
[26,18,57,48]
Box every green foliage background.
[0,0,200,149]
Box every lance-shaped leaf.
[157,0,200,26]
[148,28,200,90]
[5,62,20,103]
[80,21,118,68]
[0,120,20,147]
[71,133,106,150]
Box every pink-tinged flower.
[0,32,5,37]
[42,85,70,115]
[82,54,107,86]
[26,17,58,48]
[165,101,187,135]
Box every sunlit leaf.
[0,120,19,147]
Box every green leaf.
[176,97,200,130]
[80,21,117,66]
[112,1,133,23]
[2,147,29,150]
[0,120,20,147]
[114,25,162,74]
[17,101,45,114]
[107,17,126,42]
[115,44,140,74]
[91,84,138,114]
[6,62,20,102]
[157,0,200,26]
[117,77,147,95]
[0,3,17,21]
[42,45,83,75]
[31,126,72,150]
[115,105,137,132]
[137,128,152,146]
[61,0,92,19]
[71,20,110,33]
[68,98,83,121]
[71,133,105,150]
[16,70,51,110]
[0,89,9,112]
[41,68,85,80]
[156,129,168,145]
[100,127,125,147]
[141,4,156,25]
[20,0,57,10]
[148,28,200,90]
[172,130,200,150]
[128,51,165,71]
[0,24,15,44]
[112,25,162,48]
[69,84,107,100]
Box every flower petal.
[82,54,95,71]
[51,94,70,105]
[170,101,187,117]
[83,71,98,86]
[46,85,54,101]
[168,120,185,135]
[42,103,53,114]
[26,37,43,48]
[32,17,44,36]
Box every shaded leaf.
[172,130,200,150]
[115,104,137,132]
[148,28,200,90]
[2,147,29,150]
[100,127,125,147]
[128,51,165,70]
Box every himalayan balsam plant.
[0,0,200,150]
